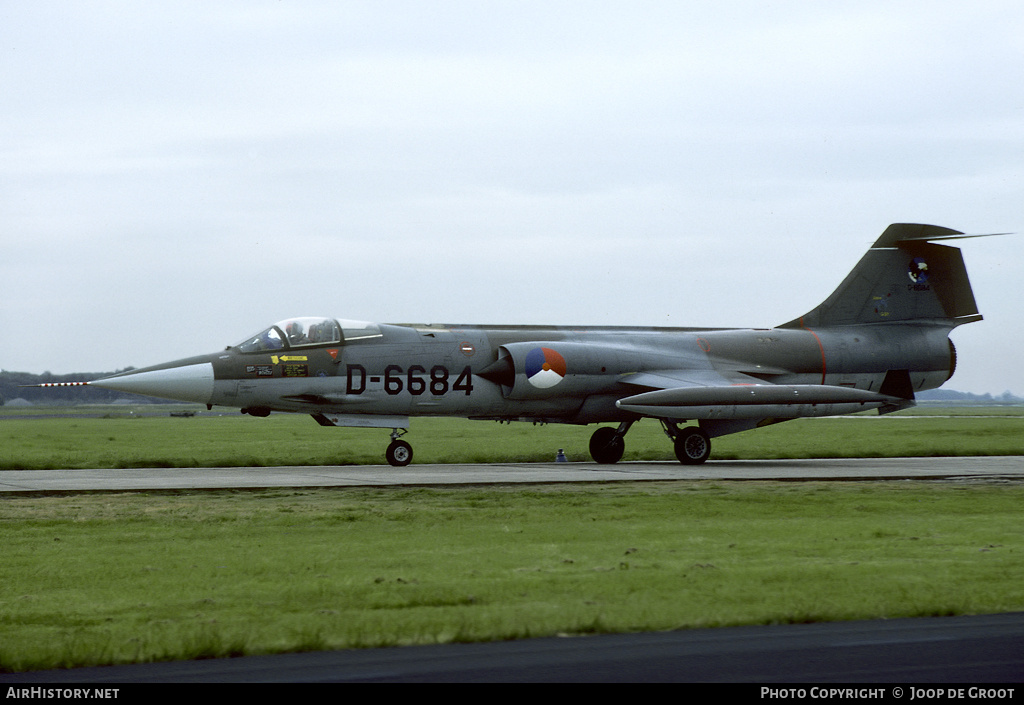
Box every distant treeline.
[917,388,1022,404]
[0,369,160,405]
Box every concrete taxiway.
[1,456,1021,493]
[3,459,1021,682]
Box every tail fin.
[779,223,983,329]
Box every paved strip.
[0,456,1021,493]
[4,611,1024,682]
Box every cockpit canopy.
[235,317,381,353]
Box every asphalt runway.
[4,612,1023,683]
[0,456,1021,493]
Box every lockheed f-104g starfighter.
[82,223,991,466]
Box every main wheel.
[385,440,413,467]
[674,427,711,465]
[589,426,625,464]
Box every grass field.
[2,482,1023,672]
[1,406,1022,672]
[2,404,1023,469]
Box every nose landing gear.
[385,428,413,467]
[588,421,634,464]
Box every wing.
[618,369,765,391]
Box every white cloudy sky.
[2,1,1022,394]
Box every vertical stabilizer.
[779,224,982,329]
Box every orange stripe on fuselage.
[799,317,827,384]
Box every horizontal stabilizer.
[895,232,1011,243]
[873,223,1010,247]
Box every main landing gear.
[664,422,712,465]
[385,428,413,467]
[587,420,712,465]
[384,420,710,468]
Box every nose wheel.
[588,421,634,464]
[385,429,413,467]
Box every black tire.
[674,427,711,465]
[385,440,413,467]
[589,426,625,464]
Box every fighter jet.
[85,223,988,466]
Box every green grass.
[1,406,1023,469]
[1,406,1021,672]
[1,482,1022,672]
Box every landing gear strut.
[589,421,634,464]
[385,428,413,467]
[661,421,711,465]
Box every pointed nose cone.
[90,360,215,404]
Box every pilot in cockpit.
[285,321,307,346]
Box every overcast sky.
[2,1,1021,394]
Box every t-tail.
[779,223,984,330]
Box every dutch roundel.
[525,347,567,389]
